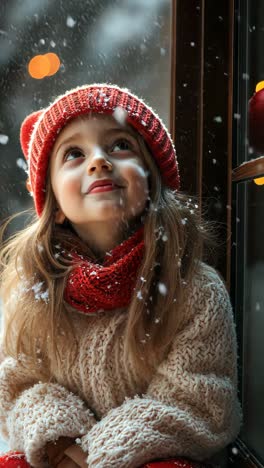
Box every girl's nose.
[86,148,113,174]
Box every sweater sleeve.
[0,355,97,467]
[81,266,242,467]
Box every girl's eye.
[64,148,84,162]
[110,139,132,153]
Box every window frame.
[171,0,264,466]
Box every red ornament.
[248,88,264,153]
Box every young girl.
[0,84,241,468]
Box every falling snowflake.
[0,134,9,145]
[213,116,222,123]
[32,282,49,303]
[66,15,76,28]
[231,447,238,455]
[40,290,49,303]
[137,290,143,300]
[16,158,28,173]
[158,282,167,296]
[113,106,127,126]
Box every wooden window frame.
[232,158,264,181]
[170,0,235,286]
[170,1,264,466]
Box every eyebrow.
[55,126,137,155]
[55,133,83,155]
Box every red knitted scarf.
[64,227,144,313]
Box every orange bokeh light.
[28,55,50,79]
[28,53,61,79]
[45,53,61,76]
[255,81,264,93]
[254,177,264,186]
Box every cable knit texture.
[0,358,96,466]
[0,263,242,467]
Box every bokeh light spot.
[28,55,50,79]
[254,177,264,185]
[28,53,61,79]
[45,53,61,76]
[255,81,264,93]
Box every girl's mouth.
[89,184,119,194]
[87,178,123,194]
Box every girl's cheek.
[61,173,80,190]
[121,161,149,183]
[132,164,148,179]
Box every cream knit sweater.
[0,263,242,467]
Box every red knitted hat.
[20,84,180,216]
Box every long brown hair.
[0,127,219,381]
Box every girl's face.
[50,114,149,232]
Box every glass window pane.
[237,178,264,463]
[234,0,264,166]
[0,0,172,224]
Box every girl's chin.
[69,211,128,225]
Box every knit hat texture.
[20,84,180,216]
